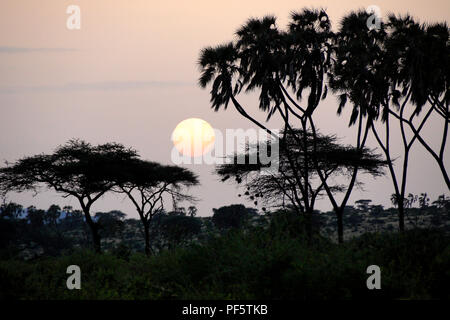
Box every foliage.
[0,140,140,253]
[212,204,257,229]
[114,158,199,255]
[217,130,386,213]
[158,215,202,247]
[95,210,126,239]
[0,229,448,300]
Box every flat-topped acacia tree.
[115,159,199,255]
[0,139,139,253]
[216,129,386,239]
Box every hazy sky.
[0,0,449,218]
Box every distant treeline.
[1,197,448,260]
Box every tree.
[188,206,198,217]
[379,16,449,230]
[0,214,17,251]
[27,206,45,228]
[159,215,202,248]
[384,18,449,189]
[405,193,418,209]
[432,194,450,210]
[0,139,139,253]
[198,9,386,243]
[61,206,84,230]
[217,129,385,236]
[94,210,126,239]
[330,11,449,231]
[0,201,23,219]
[355,199,372,212]
[45,205,61,227]
[418,193,430,209]
[115,159,199,255]
[212,204,257,230]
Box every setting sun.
[172,118,215,157]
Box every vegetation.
[0,189,448,299]
[216,129,387,240]
[0,140,198,254]
[198,8,448,241]
[0,226,448,300]
[115,159,199,255]
[0,140,140,253]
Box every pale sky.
[0,0,449,218]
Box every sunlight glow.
[172,118,215,157]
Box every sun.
[172,118,215,157]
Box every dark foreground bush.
[0,228,448,300]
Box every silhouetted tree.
[115,159,198,255]
[0,201,23,219]
[433,194,450,210]
[384,18,449,189]
[212,204,257,230]
[61,206,84,230]
[0,139,139,253]
[159,215,202,248]
[198,13,332,235]
[218,130,385,240]
[94,210,126,239]
[199,9,387,243]
[330,11,449,231]
[27,206,45,228]
[45,205,61,227]
[418,193,430,209]
[355,200,372,212]
[188,206,198,217]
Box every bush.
[212,204,257,230]
[0,229,448,300]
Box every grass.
[0,227,448,300]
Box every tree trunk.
[79,200,102,253]
[398,202,405,232]
[144,222,152,256]
[336,208,344,244]
[303,209,314,244]
[437,159,450,190]
[83,212,102,253]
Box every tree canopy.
[0,139,139,252]
[114,159,199,255]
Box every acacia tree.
[0,140,139,253]
[199,9,385,242]
[217,129,385,238]
[115,159,198,255]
